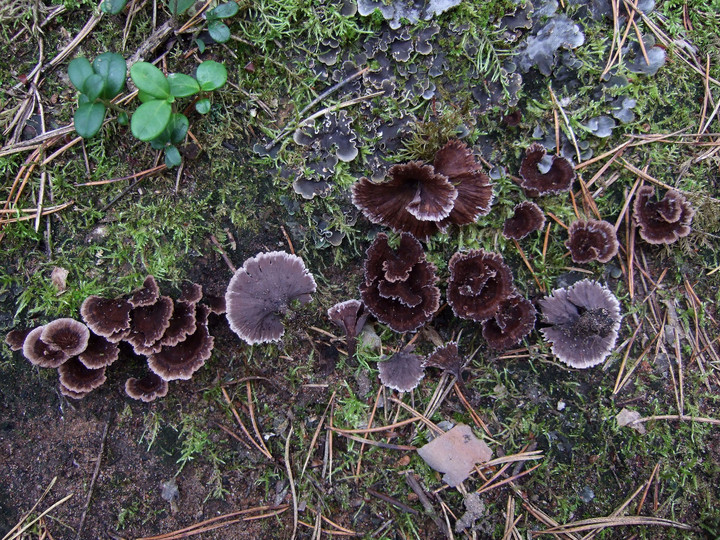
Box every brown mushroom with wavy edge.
[125,296,174,355]
[60,384,90,400]
[433,139,493,227]
[539,279,621,368]
[519,143,576,197]
[503,201,545,240]
[425,342,464,379]
[22,326,69,368]
[129,275,160,307]
[178,281,203,304]
[203,294,226,315]
[159,300,197,347]
[447,250,514,322]
[80,296,132,342]
[125,372,169,402]
[482,293,536,350]
[352,161,458,240]
[5,328,33,351]
[632,185,695,244]
[378,350,426,392]
[148,304,214,380]
[78,332,120,369]
[41,318,90,357]
[225,251,317,345]
[360,233,440,333]
[58,357,107,394]
[565,219,619,263]
[327,299,368,357]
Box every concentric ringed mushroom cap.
[378,350,426,392]
[58,357,107,393]
[482,293,537,350]
[539,279,622,368]
[5,328,33,351]
[519,143,576,196]
[225,251,317,345]
[129,275,160,307]
[125,372,169,402]
[78,332,120,369]
[565,219,619,263]
[40,318,90,357]
[425,342,464,379]
[632,185,695,244]
[80,296,132,342]
[503,201,545,240]
[22,326,69,368]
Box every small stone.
[579,486,595,503]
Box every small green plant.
[197,2,240,52]
[69,54,227,167]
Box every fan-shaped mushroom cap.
[519,143,576,196]
[539,279,621,368]
[447,250,514,322]
[22,326,69,368]
[179,282,203,304]
[225,251,317,345]
[129,275,160,307]
[203,294,226,315]
[59,384,90,399]
[352,162,457,240]
[5,328,33,351]
[160,300,197,347]
[425,342,464,379]
[632,185,695,244]
[126,296,174,354]
[360,233,440,333]
[148,305,214,380]
[78,332,120,369]
[565,219,619,263]
[503,201,545,240]
[80,296,132,342]
[58,357,107,393]
[327,299,368,357]
[125,372,169,402]
[433,140,493,226]
[378,350,426,392]
[40,318,90,357]
[482,293,537,350]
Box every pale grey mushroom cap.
[225,251,317,345]
[378,350,426,392]
[539,279,621,368]
[40,318,90,357]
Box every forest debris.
[417,424,492,487]
[616,408,646,434]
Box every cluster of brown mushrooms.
[6,276,220,401]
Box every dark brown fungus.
[22,326,69,368]
[5,328,32,351]
[565,219,619,263]
[40,318,90,357]
[503,201,545,240]
[378,350,425,392]
[519,143,576,197]
[178,282,203,304]
[447,250,514,322]
[80,296,132,342]
[482,293,536,350]
[352,162,457,240]
[203,294,227,315]
[225,251,317,345]
[433,139,493,227]
[148,305,214,380]
[425,342,464,379]
[539,279,621,368]
[160,300,197,347]
[78,332,120,369]
[327,299,368,357]
[129,275,160,307]
[360,233,440,333]
[59,383,90,400]
[125,372,169,402]
[58,357,107,393]
[126,296,174,355]
[632,185,695,244]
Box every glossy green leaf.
[208,21,231,43]
[167,73,200,98]
[164,145,182,168]
[130,62,170,99]
[167,113,189,144]
[100,0,127,14]
[137,90,154,103]
[208,2,238,19]
[196,60,227,91]
[195,38,206,54]
[82,73,105,102]
[74,103,106,138]
[93,52,126,98]
[131,100,172,141]
[166,0,193,16]
[68,57,93,92]
[78,94,90,106]
[195,98,211,114]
